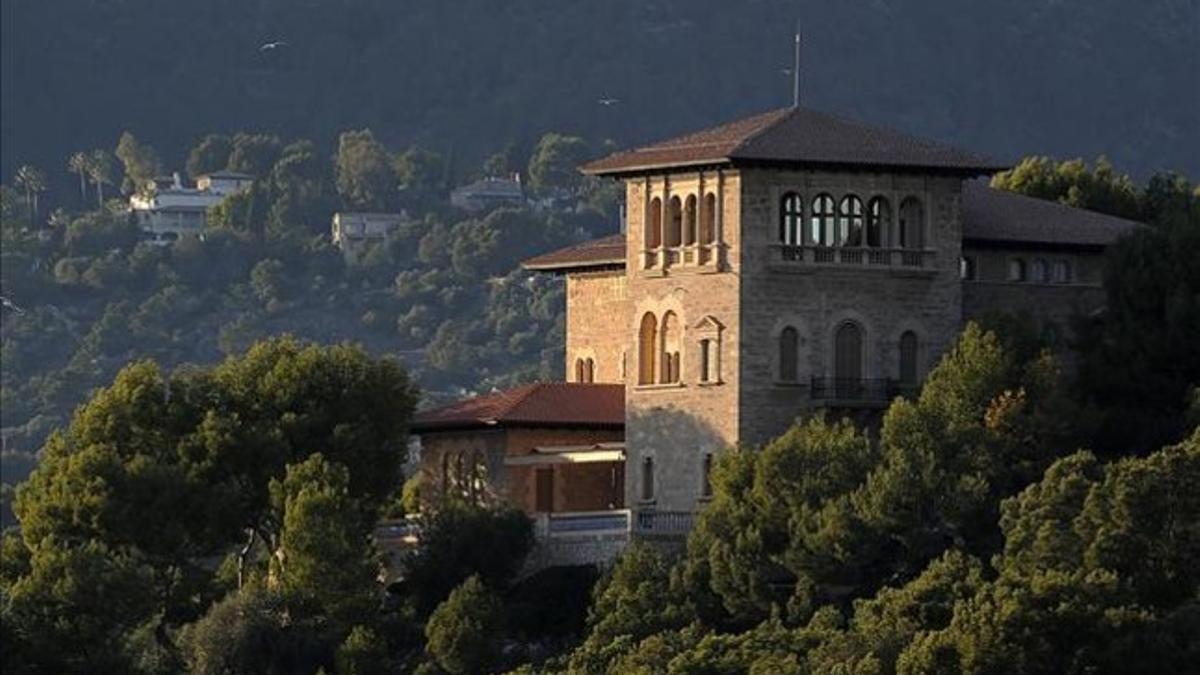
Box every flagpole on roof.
[792,21,802,108]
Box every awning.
[504,442,625,466]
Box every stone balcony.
[768,245,938,276]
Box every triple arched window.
[646,190,719,268]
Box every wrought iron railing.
[634,509,695,536]
[809,377,915,403]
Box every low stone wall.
[518,532,630,579]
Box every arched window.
[898,197,924,249]
[641,456,655,502]
[899,331,918,385]
[666,196,683,248]
[701,193,717,245]
[811,194,835,246]
[638,312,658,385]
[660,311,681,384]
[683,195,698,246]
[574,358,585,383]
[1009,258,1027,282]
[468,450,484,503]
[1032,258,1051,283]
[1053,259,1071,284]
[867,197,890,248]
[960,256,978,280]
[779,326,799,382]
[647,197,663,249]
[780,192,802,246]
[585,358,595,383]
[839,195,864,246]
[834,321,864,391]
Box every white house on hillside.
[129,170,253,245]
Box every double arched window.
[638,311,683,385]
[660,311,681,384]
[574,357,595,383]
[780,192,803,245]
[810,194,836,246]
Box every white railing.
[534,509,631,539]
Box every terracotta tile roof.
[412,383,624,433]
[962,181,1141,248]
[520,185,1141,271]
[521,233,626,271]
[582,106,1006,176]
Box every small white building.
[129,171,253,245]
[450,175,526,212]
[331,211,407,263]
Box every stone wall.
[622,171,744,512]
[565,270,628,383]
[736,170,965,449]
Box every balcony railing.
[773,245,934,270]
[809,377,917,404]
[541,510,630,538]
[633,509,695,537]
[642,244,722,271]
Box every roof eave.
[521,259,626,274]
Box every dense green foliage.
[1,129,617,518]
[423,575,506,675]
[0,339,417,673]
[532,327,1199,675]
[992,159,1200,453]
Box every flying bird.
[259,40,288,51]
[598,97,620,106]
[1,295,26,315]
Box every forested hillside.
[3,0,1198,189]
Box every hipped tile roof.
[582,106,1006,176]
[412,383,624,432]
[522,185,1140,271]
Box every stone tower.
[579,107,1005,514]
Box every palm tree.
[88,150,115,207]
[14,165,47,228]
[68,152,90,203]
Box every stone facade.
[961,243,1108,336]
[565,270,628,383]
[623,171,744,511]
